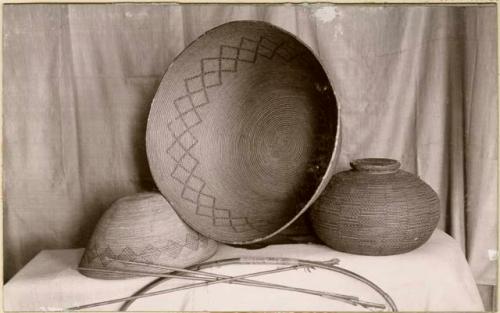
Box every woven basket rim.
[146,20,341,245]
[350,158,401,173]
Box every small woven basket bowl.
[79,192,218,279]
[310,158,441,256]
[146,21,340,244]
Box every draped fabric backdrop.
[3,4,497,287]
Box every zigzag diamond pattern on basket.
[83,232,208,267]
[165,36,298,233]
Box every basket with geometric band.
[79,192,218,279]
[146,20,341,244]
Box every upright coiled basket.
[310,158,440,256]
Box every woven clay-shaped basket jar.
[310,158,440,256]
[79,192,218,279]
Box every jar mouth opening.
[350,158,401,173]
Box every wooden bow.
[68,256,397,312]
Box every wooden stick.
[92,257,382,308]
[69,262,384,311]
[84,266,386,310]
[105,257,339,279]
[77,265,380,307]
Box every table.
[3,229,484,311]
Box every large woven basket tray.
[146,21,340,244]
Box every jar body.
[310,159,440,255]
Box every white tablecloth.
[3,229,484,311]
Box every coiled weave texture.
[79,192,218,279]
[310,158,440,256]
[146,21,339,244]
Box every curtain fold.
[462,7,498,284]
[3,4,497,285]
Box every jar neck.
[350,158,401,174]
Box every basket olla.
[79,192,218,279]
[146,20,340,244]
[310,158,441,256]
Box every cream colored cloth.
[3,230,484,311]
[3,4,497,285]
